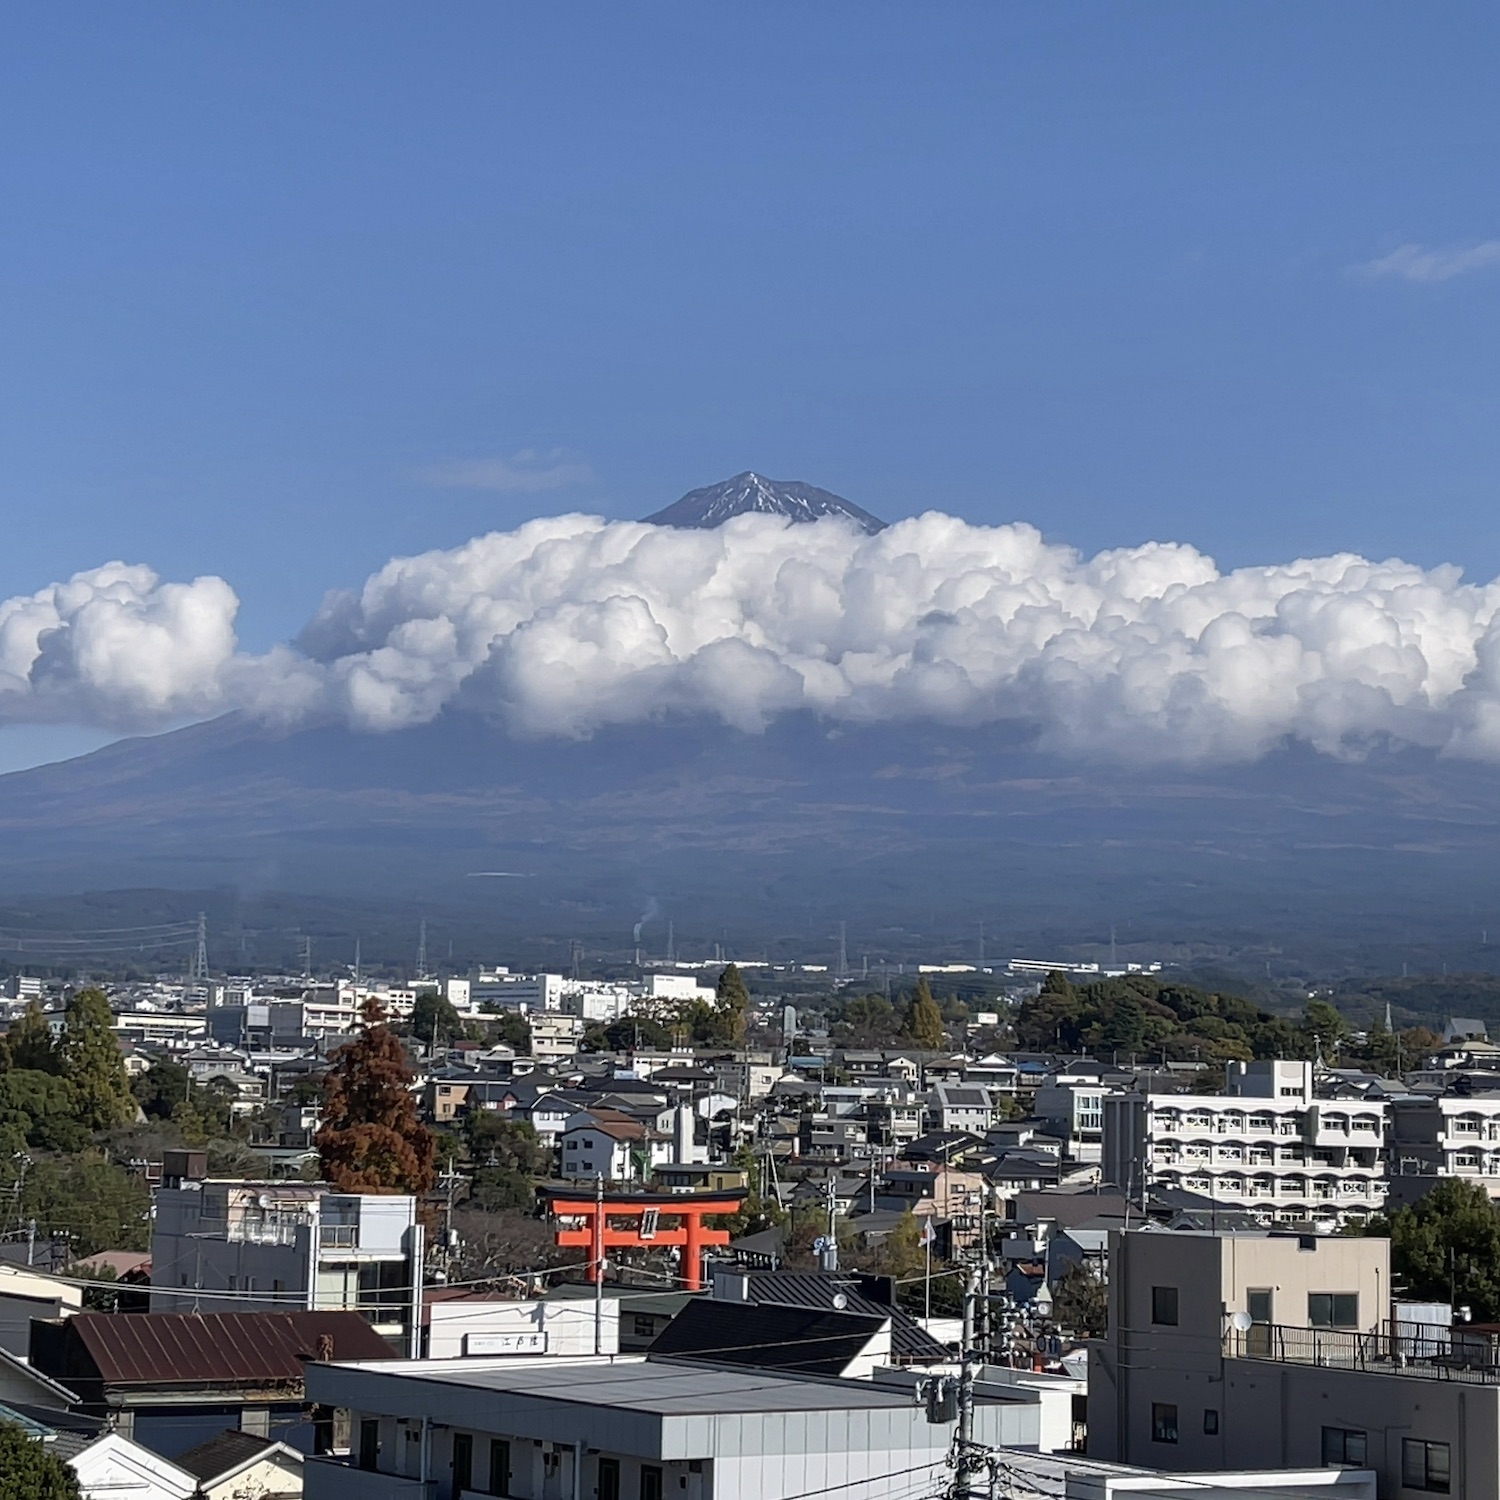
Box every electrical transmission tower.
[417,918,428,977]
[193,912,209,980]
[836,921,848,982]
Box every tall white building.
[150,1158,422,1352]
[1103,1060,1387,1225]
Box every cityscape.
[1,9,1498,1500]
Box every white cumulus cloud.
[0,563,241,729]
[15,513,1500,766]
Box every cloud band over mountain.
[8,513,1500,765]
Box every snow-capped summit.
[642,471,887,534]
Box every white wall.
[426,1298,619,1358]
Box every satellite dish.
[256,1193,274,1210]
[1230,1311,1254,1332]
[832,1292,848,1310]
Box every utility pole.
[954,1267,982,1500]
[822,1173,839,1271]
[593,1173,605,1355]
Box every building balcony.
[306,1458,436,1500]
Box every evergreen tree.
[715,964,751,1045]
[1364,1177,1500,1321]
[316,1002,437,1195]
[1052,1262,1108,1337]
[899,978,946,1051]
[3,1005,59,1074]
[60,989,135,1133]
[0,1420,80,1500]
[411,990,463,1049]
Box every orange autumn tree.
[316,1000,437,1194]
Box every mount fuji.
[642,471,887,533]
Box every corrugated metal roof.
[736,1271,949,1362]
[68,1312,394,1386]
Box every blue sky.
[2,5,1500,768]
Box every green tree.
[715,965,751,1045]
[316,1001,437,1194]
[1301,997,1350,1061]
[1014,972,1085,1051]
[2,1005,59,1074]
[1364,1178,1500,1321]
[0,1420,81,1500]
[132,1060,191,1122]
[489,1011,532,1054]
[411,990,464,1049]
[1052,1261,1108,1337]
[21,1155,150,1258]
[0,1071,89,1154]
[899,978,946,1051]
[59,989,135,1133]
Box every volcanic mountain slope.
[642,471,887,533]
[2,710,1500,973]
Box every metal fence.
[1228,1322,1500,1385]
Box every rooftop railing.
[1228,1322,1500,1385]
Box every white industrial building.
[303,1354,1038,1500]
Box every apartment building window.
[1322,1428,1367,1467]
[1309,1293,1359,1328]
[453,1434,474,1493]
[1151,1404,1178,1444]
[1402,1440,1450,1493]
[598,1457,621,1500]
[1151,1286,1179,1325]
[489,1439,511,1496]
[640,1466,663,1500]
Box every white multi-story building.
[1387,1093,1500,1205]
[150,1161,422,1352]
[1034,1073,1110,1162]
[1102,1060,1387,1225]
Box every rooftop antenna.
[194,912,209,981]
[417,918,428,978]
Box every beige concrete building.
[1091,1228,1498,1500]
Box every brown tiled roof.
[65,1312,393,1386]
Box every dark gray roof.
[174,1429,288,1482]
[732,1270,949,1362]
[652,1300,883,1376]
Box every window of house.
[453,1434,474,1493]
[1309,1293,1359,1328]
[1151,1286,1179,1325]
[598,1457,621,1500]
[1151,1404,1178,1444]
[633,1315,657,1339]
[641,1466,663,1500]
[1247,1290,1273,1324]
[1402,1440,1450,1493]
[1322,1428,1367,1467]
[1203,1410,1219,1436]
[489,1439,510,1496]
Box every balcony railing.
[1228,1322,1500,1385]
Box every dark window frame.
[489,1438,511,1496]
[453,1434,474,1493]
[1203,1410,1219,1436]
[598,1456,621,1500]
[641,1465,664,1500]
[1151,1286,1179,1326]
[1309,1292,1359,1329]
[1322,1427,1367,1467]
[1151,1403,1179,1444]
[1403,1439,1450,1493]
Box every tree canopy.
[60,989,135,1133]
[0,1421,80,1500]
[316,1001,436,1195]
[899,978,946,1051]
[1361,1178,1500,1321]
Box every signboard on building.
[464,1332,549,1355]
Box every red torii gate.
[543,1186,746,1292]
